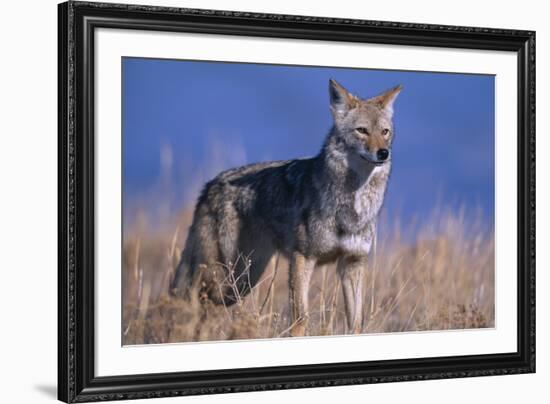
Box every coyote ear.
[371,85,402,115]
[329,79,359,118]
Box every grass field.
[121,205,494,345]
[122,204,494,345]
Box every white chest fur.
[339,230,374,256]
[354,166,389,223]
[338,166,388,256]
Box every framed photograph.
[58,1,535,402]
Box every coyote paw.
[289,317,308,337]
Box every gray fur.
[170,79,401,335]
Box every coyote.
[171,79,401,336]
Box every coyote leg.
[288,252,315,337]
[337,256,366,334]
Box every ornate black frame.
[58,1,535,402]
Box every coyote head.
[329,79,402,167]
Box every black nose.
[377,149,389,161]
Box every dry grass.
[122,207,494,345]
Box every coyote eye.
[382,128,390,136]
[355,127,369,136]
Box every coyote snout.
[359,147,390,166]
[171,79,401,336]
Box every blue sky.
[123,57,495,233]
